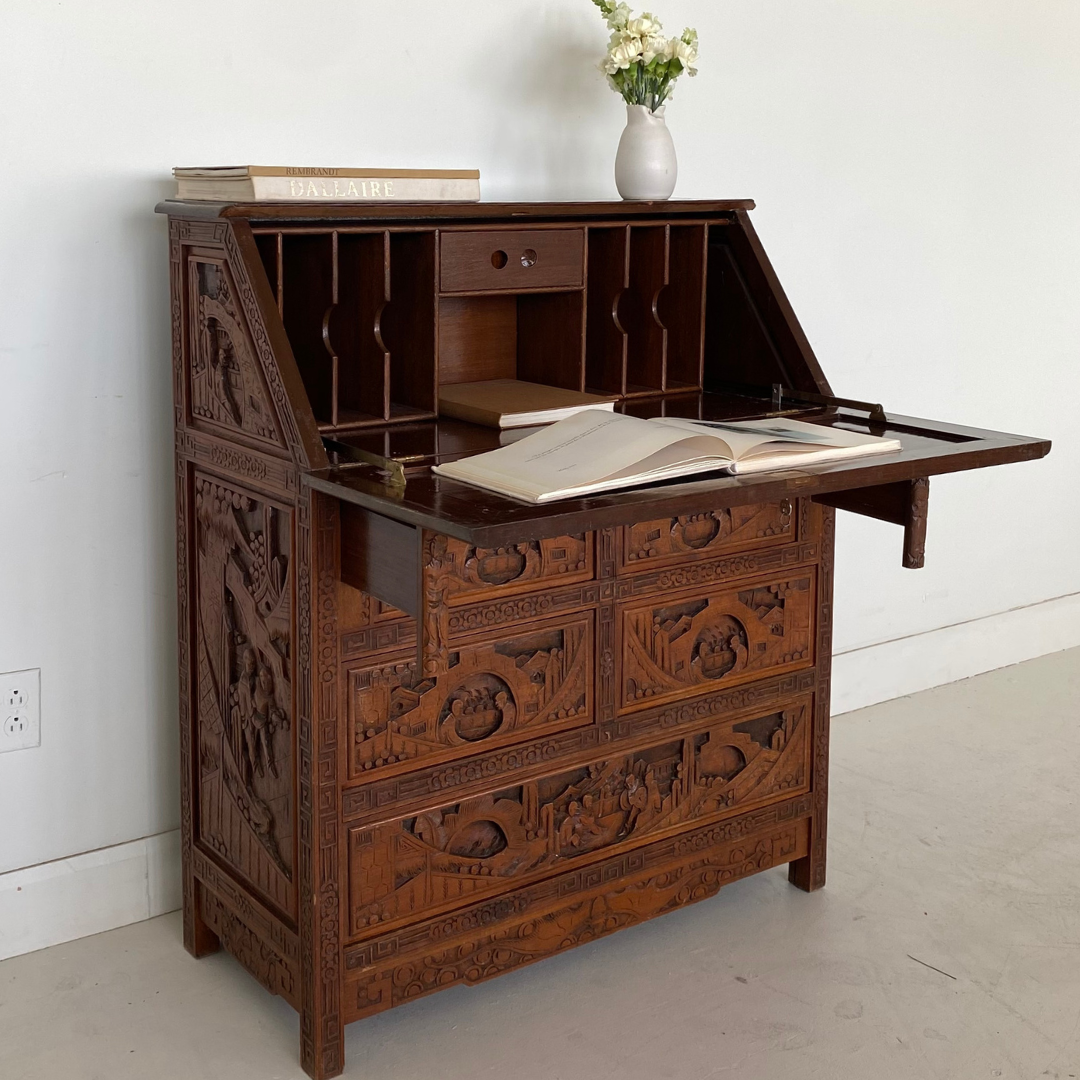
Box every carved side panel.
[620,572,815,711]
[347,698,811,937]
[348,614,594,779]
[620,501,793,571]
[186,255,288,454]
[193,472,296,917]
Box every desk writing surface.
[306,400,1050,546]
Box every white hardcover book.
[173,166,481,202]
[431,412,903,504]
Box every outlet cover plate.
[1,668,41,753]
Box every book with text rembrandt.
[431,411,902,503]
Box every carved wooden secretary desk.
[158,197,1048,1078]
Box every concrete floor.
[2,647,1078,1080]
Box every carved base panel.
[200,885,300,1008]
[619,571,815,711]
[344,807,810,1022]
[346,696,811,939]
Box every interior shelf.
[252,218,722,435]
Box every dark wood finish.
[160,199,1049,1080]
[815,476,930,569]
[339,504,420,615]
[439,228,585,293]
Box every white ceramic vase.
[614,103,677,201]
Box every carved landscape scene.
[194,473,295,915]
[348,616,594,777]
[622,575,814,709]
[348,700,809,935]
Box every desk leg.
[789,503,834,893]
[299,493,345,1080]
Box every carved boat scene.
[442,534,592,599]
[349,618,592,776]
[622,504,793,568]
[622,576,814,708]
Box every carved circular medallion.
[692,616,748,681]
[439,673,515,742]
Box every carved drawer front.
[619,502,794,573]
[439,229,585,293]
[346,695,812,940]
[619,571,815,713]
[347,613,594,780]
[437,533,594,605]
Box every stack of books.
[173,165,481,202]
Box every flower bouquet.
[590,3,699,200]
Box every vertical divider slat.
[625,225,668,393]
[381,231,392,421]
[585,225,630,396]
[275,233,284,317]
[661,223,709,391]
[330,231,340,428]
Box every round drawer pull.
[521,248,537,267]
[491,250,508,269]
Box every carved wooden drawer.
[619,571,815,712]
[347,612,593,780]
[346,695,813,940]
[439,229,585,293]
[619,502,794,573]
[436,533,593,605]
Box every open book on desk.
[431,411,903,504]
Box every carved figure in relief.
[349,707,810,933]
[195,476,294,895]
[244,665,287,779]
[351,621,588,773]
[189,262,280,445]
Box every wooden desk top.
[307,400,1050,546]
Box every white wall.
[1,0,1076,953]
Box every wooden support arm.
[339,504,450,676]
[814,477,930,569]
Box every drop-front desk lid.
[305,392,1050,548]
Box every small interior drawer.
[440,229,585,293]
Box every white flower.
[641,31,667,64]
[605,2,631,29]
[605,33,644,72]
[627,13,663,38]
[664,34,698,75]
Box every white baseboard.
[1,593,1076,964]
[0,830,181,962]
[832,591,1080,715]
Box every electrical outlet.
[1,668,40,753]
